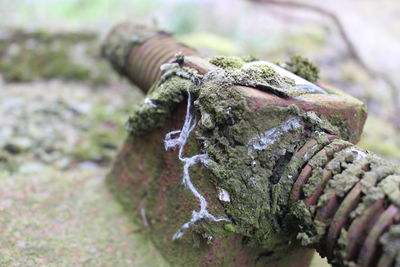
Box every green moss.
[241,55,258,63]
[0,151,18,177]
[223,223,237,233]
[0,47,90,82]
[286,55,319,83]
[380,225,400,263]
[71,101,129,163]
[207,55,325,97]
[126,75,193,136]
[4,29,96,43]
[121,57,291,258]
[0,166,169,266]
[209,55,244,70]
[0,29,115,85]
[287,144,400,266]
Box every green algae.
[327,159,367,197]
[195,75,296,251]
[286,55,319,83]
[290,201,324,246]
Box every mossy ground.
[0,82,141,178]
[0,29,116,85]
[0,166,168,267]
[0,75,171,266]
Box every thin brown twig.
[249,0,400,126]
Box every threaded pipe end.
[102,23,197,92]
[290,137,400,266]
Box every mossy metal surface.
[207,56,325,97]
[109,54,368,266]
[287,141,400,266]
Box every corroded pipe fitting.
[102,23,197,92]
[103,24,400,267]
[290,137,400,266]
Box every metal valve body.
[104,24,400,267]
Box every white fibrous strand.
[218,188,231,202]
[349,148,367,161]
[248,117,303,155]
[140,207,149,228]
[144,98,158,108]
[164,90,228,241]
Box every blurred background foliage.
[2,0,400,162]
[1,0,400,266]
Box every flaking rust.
[103,23,400,267]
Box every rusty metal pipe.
[102,23,197,92]
[291,137,400,266]
[103,23,400,267]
